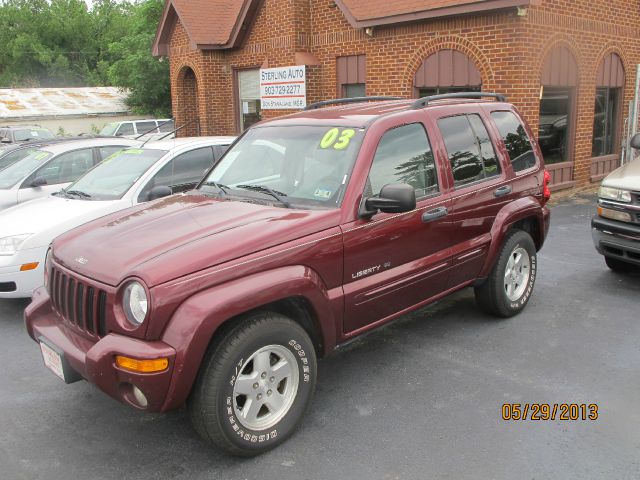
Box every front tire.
[189,312,317,456]
[474,230,537,317]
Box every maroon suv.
[26,93,551,456]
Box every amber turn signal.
[20,262,39,271]
[115,355,169,373]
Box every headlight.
[123,281,148,327]
[599,186,631,203]
[44,248,52,291]
[0,234,32,256]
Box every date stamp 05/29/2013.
[501,403,599,421]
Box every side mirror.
[363,183,416,216]
[0,137,11,144]
[30,176,48,188]
[148,185,172,201]
[630,133,640,150]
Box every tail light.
[542,170,551,205]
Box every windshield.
[200,125,364,208]
[99,123,119,136]
[0,150,53,189]
[14,129,55,141]
[0,147,38,171]
[64,148,167,200]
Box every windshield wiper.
[236,184,291,208]
[65,190,92,199]
[201,180,228,195]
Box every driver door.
[342,122,454,333]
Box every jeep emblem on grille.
[75,257,88,265]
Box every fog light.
[115,355,168,373]
[598,206,632,223]
[132,386,148,408]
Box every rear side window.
[367,123,438,198]
[491,111,536,172]
[438,114,500,187]
[158,120,175,133]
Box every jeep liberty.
[25,93,551,456]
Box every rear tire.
[188,311,316,456]
[474,230,537,318]
[604,256,634,272]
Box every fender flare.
[479,197,546,278]
[158,265,337,411]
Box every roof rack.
[304,96,403,111]
[410,92,507,110]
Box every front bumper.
[591,215,640,266]
[25,287,177,411]
[0,246,47,298]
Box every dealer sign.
[260,65,306,110]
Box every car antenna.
[139,119,197,147]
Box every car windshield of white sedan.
[0,151,53,189]
[99,123,119,136]
[63,148,167,200]
[200,125,364,208]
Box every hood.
[1,195,127,250]
[601,158,640,191]
[53,194,341,287]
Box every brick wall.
[166,0,640,188]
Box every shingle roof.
[153,0,533,55]
[153,0,260,56]
[335,0,534,27]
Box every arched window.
[539,44,578,184]
[413,50,481,98]
[593,53,624,157]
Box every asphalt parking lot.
[1,193,639,480]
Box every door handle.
[422,206,448,223]
[494,185,512,197]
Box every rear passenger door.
[434,110,511,288]
[137,146,215,202]
[342,122,454,333]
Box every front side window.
[140,147,215,200]
[438,114,500,187]
[0,150,52,189]
[491,111,536,172]
[201,125,364,208]
[367,123,438,199]
[237,69,262,131]
[592,87,619,157]
[136,121,159,135]
[67,148,166,200]
[116,123,135,137]
[29,148,95,185]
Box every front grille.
[50,266,108,337]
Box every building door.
[413,49,482,98]
[237,69,262,132]
[539,45,578,189]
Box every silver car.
[592,133,640,271]
[0,137,140,211]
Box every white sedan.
[0,137,142,211]
[0,136,235,298]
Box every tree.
[106,0,171,117]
